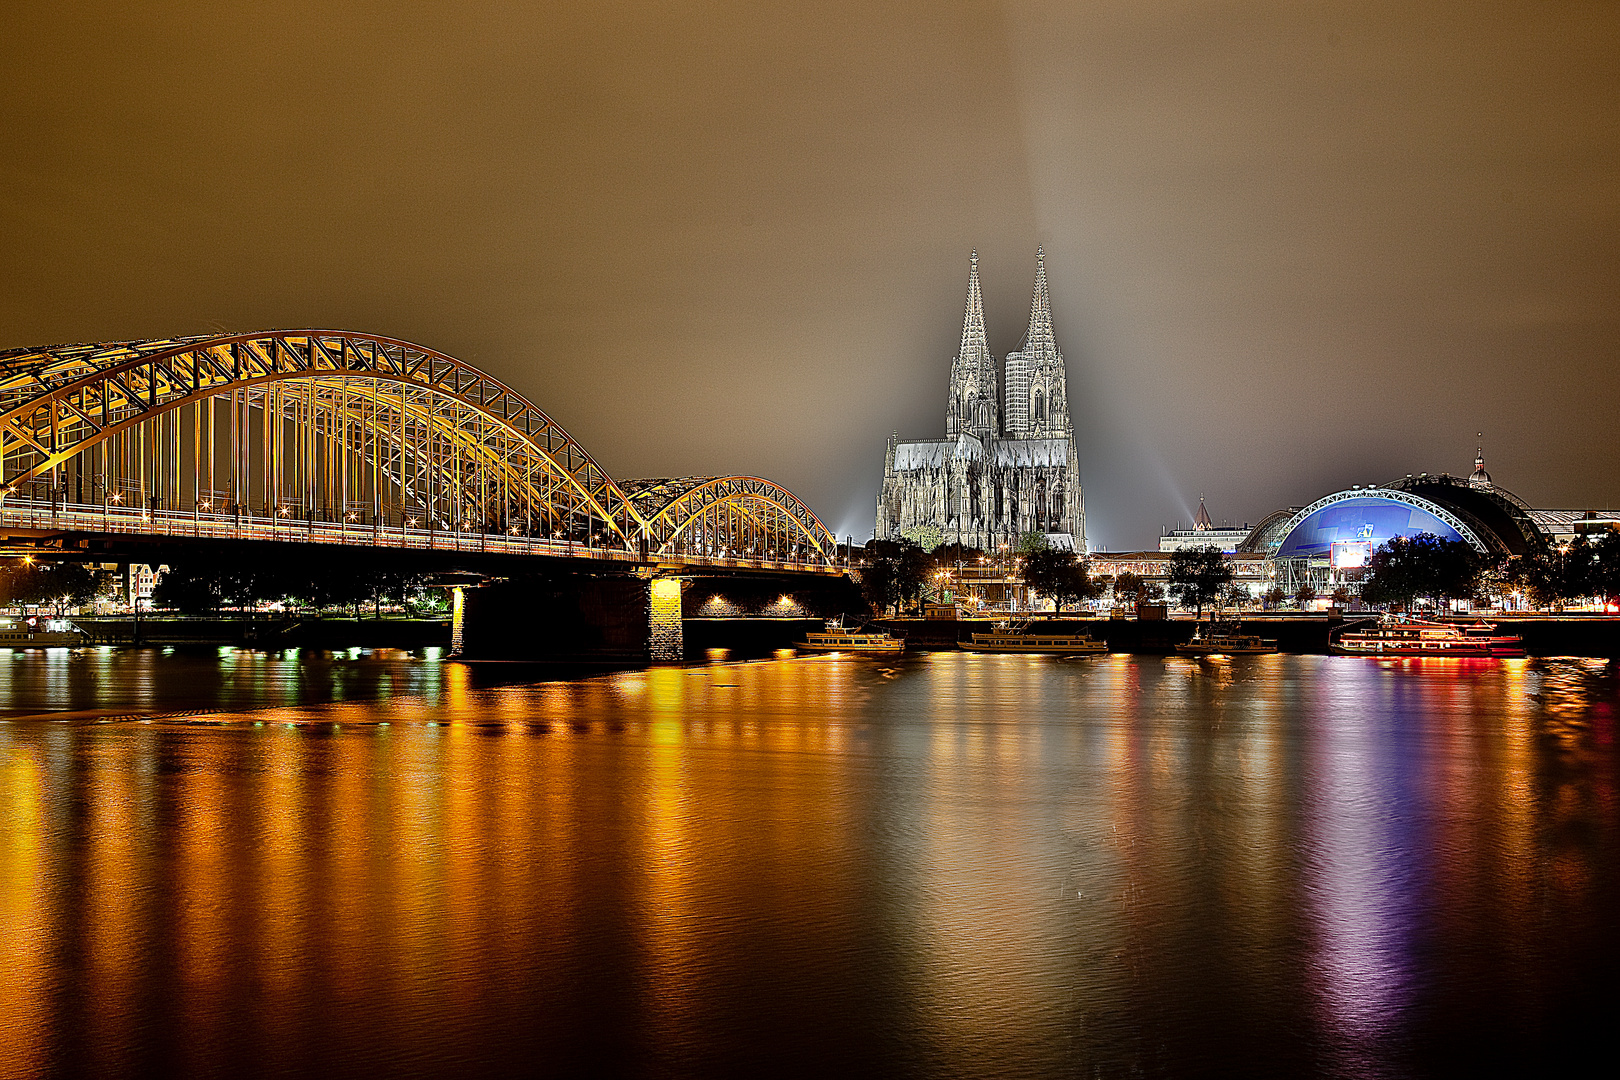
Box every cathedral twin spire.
[952,247,1070,441]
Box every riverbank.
[877,613,1620,658]
[70,615,452,649]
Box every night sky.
[3,2,1615,549]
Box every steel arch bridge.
[0,330,841,571]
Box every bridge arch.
[0,331,654,546]
[621,475,839,561]
[0,330,838,566]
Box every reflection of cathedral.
[877,250,1085,551]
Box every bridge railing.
[0,499,844,574]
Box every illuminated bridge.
[0,330,843,575]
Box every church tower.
[879,248,1085,554]
[1003,248,1071,440]
[944,251,999,442]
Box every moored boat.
[1330,616,1525,658]
[1176,623,1279,656]
[793,622,905,655]
[958,622,1108,655]
[0,616,86,647]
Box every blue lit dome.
[1273,489,1488,566]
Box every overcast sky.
[3,2,1615,549]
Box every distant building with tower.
[1159,496,1251,552]
[876,250,1085,551]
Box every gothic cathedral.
[876,249,1086,552]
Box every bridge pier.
[648,576,684,662]
[458,574,683,663]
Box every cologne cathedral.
[876,249,1086,551]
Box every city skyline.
[2,2,1615,550]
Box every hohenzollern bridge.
[0,330,841,569]
[0,331,848,657]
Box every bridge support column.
[450,586,466,657]
[648,576,683,662]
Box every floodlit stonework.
[877,250,1086,551]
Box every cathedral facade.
[876,249,1086,552]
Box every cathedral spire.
[946,249,997,440]
[1021,246,1055,354]
[1005,247,1069,438]
[958,250,989,365]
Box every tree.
[1016,530,1050,555]
[1294,583,1317,609]
[1592,529,1620,606]
[1262,586,1287,610]
[0,561,99,611]
[152,566,225,613]
[1359,533,1486,611]
[1167,545,1233,620]
[1022,548,1097,612]
[1218,581,1250,612]
[1510,535,1597,611]
[860,538,928,616]
[1113,571,1146,610]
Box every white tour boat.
[1176,624,1280,656]
[793,622,906,655]
[0,616,85,647]
[958,622,1108,655]
[1330,616,1525,658]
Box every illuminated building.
[876,250,1086,551]
[1159,497,1251,552]
[1244,446,1619,594]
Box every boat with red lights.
[1330,616,1525,658]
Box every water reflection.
[0,653,1616,1076]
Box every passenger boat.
[1176,623,1279,656]
[958,622,1108,655]
[1329,616,1525,658]
[0,617,85,647]
[793,622,905,655]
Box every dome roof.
[1469,442,1491,485]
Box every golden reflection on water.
[0,741,45,1078]
[0,653,1615,1075]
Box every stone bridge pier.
[455,571,861,663]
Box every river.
[1,648,1615,1077]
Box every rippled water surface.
[1,649,1617,1078]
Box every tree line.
[1358,530,1620,612]
[151,558,444,616]
[854,527,1620,619]
[0,562,101,610]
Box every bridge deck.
[0,500,845,575]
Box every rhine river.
[1,647,1616,1078]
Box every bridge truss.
[0,331,840,570]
